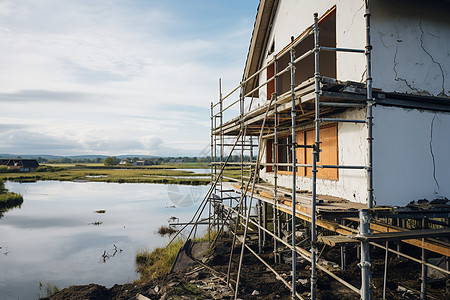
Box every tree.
[103,156,116,166]
[60,157,72,164]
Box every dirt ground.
[42,234,449,300]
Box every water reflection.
[177,168,211,174]
[0,181,208,300]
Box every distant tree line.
[20,154,256,165]
[37,157,103,164]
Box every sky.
[0,0,259,157]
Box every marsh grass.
[38,281,59,298]
[0,192,24,208]
[0,180,23,209]
[0,162,251,186]
[135,238,185,281]
[135,228,217,282]
[0,165,211,185]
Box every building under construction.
[186,1,450,299]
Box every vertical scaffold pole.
[274,58,280,263]
[289,36,297,299]
[359,209,372,300]
[447,217,450,297]
[219,79,224,230]
[311,12,320,300]
[365,0,374,209]
[382,241,389,299]
[210,101,214,243]
[240,83,245,212]
[213,95,218,230]
[421,219,428,300]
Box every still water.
[0,181,208,299]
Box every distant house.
[119,159,131,165]
[0,159,40,172]
[134,160,153,166]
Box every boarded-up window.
[304,124,338,180]
[266,124,338,180]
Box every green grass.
[0,162,249,186]
[135,229,217,282]
[38,281,59,298]
[135,238,185,281]
[0,164,211,185]
[0,192,23,209]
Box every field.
[0,163,212,185]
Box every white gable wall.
[371,0,450,97]
[258,0,366,104]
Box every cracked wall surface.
[372,0,450,97]
[373,106,450,206]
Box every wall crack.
[343,4,364,34]
[419,18,446,96]
[393,42,421,93]
[430,114,440,193]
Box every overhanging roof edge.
[242,0,278,96]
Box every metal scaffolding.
[197,5,450,300]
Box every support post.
[421,219,428,300]
[273,65,280,262]
[396,218,402,258]
[311,12,320,300]
[219,78,224,231]
[359,209,372,300]
[263,201,267,246]
[258,199,263,254]
[365,0,374,209]
[340,246,347,271]
[210,101,214,243]
[382,241,389,299]
[273,57,280,263]
[289,36,298,299]
[447,217,450,298]
[239,83,246,213]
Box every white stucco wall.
[252,0,450,207]
[258,0,450,100]
[257,0,367,104]
[260,108,369,204]
[373,106,450,206]
[260,105,450,207]
[371,0,450,97]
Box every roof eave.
[242,0,278,96]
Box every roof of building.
[243,0,278,96]
[0,159,40,168]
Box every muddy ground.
[42,234,449,300]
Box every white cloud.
[0,0,258,156]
